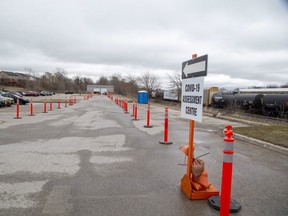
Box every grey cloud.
[0,0,287,87]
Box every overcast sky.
[0,0,287,89]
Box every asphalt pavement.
[0,95,287,216]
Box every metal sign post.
[180,54,219,200]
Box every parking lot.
[0,93,83,113]
[0,95,287,216]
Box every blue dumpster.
[138,90,149,104]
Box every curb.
[234,133,288,156]
[203,113,270,126]
[204,113,288,155]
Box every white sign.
[180,76,204,122]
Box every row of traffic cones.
[14,94,93,119]
[111,96,173,145]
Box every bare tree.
[73,75,82,93]
[23,67,34,89]
[45,72,55,92]
[266,84,279,88]
[97,76,109,85]
[138,72,161,96]
[7,67,97,93]
[281,82,288,88]
[125,75,139,97]
[109,74,126,95]
[167,70,182,101]
[54,69,67,92]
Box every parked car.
[40,91,53,96]
[0,92,14,104]
[1,91,31,105]
[13,92,24,97]
[65,91,73,94]
[22,91,39,97]
[0,98,5,108]
[25,91,39,97]
[39,91,48,96]
[5,92,30,105]
[15,91,25,96]
[0,92,15,103]
[17,94,30,105]
[0,95,13,106]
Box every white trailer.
[93,88,101,94]
[163,90,178,101]
[100,88,107,95]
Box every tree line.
[6,66,285,99]
[10,68,182,98]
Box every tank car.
[211,93,235,108]
[262,94,288,116]
[233,94,264,110]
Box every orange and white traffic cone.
[159,106,173,144]
[144,103,153,128]
[208,126,241,214]
[29,98,35,116]
[14,99,22,119]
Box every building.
[0,71,37,86]
[0,71,20,86]
[86,85,114,94]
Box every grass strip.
[233,125,288,148]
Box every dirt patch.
[0,85,25,92]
